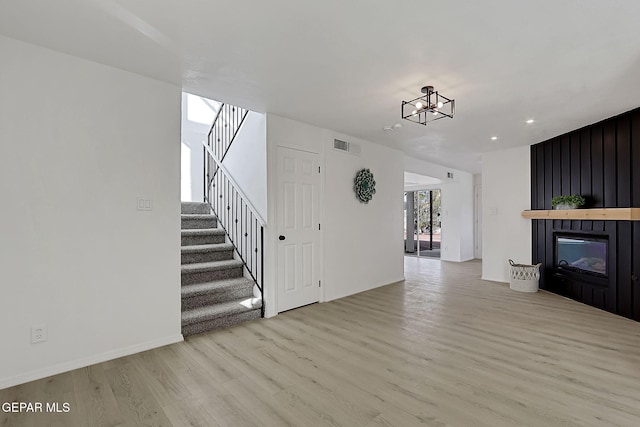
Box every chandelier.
[401,85,455,125]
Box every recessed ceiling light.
[383,123,403,132]
[526,119,535,124]
[491,136,498,141]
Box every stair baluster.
[202,103,264,318]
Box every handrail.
[220,112,248,163]
[203,142,266,226]
[210,102,225,136]
[207,103,249,164]
[202,103,264,317]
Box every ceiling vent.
[333,139,361,156]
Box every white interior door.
[276,146,321,312]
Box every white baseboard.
[481,275,509,284]
[440,256,475,263]
[0,334,184,390]
[325,276,406,302]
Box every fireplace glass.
[555,235,607,277]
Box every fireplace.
[530,106,640,320]
[554,233,608,278]
[548,231,612,311]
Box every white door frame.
[265,144,324,316]
[474,185,483,259]
[275,146,322,312]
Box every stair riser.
[182,286,254,310]
[181,217,217,229]
[181,203,210,215]
[182,309,261,337]
[182,267,243,285]
[181,234,225,246]
[181,250,234,264]
[181,250,233,265]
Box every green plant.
[551,195,585,208]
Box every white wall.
[404,158,475,262]
[223,111,267,221]
[481,145,532,282]
[0,35,182,388]
[264,115,404,316]
[322,130,405,301]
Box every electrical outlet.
[31,324,47,344]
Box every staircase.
[181,201,262,336]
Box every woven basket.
[508,259,541,292]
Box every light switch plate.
[137,197,153,211]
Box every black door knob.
[279,235,286,241]
[632,275,639,281]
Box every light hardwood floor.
[3,257,640,426]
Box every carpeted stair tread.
[181,227,226,246]
[181,242,234,264]
[181,214,215,219]
[181,259,243,274]
[181,243,234,254]
[181,277,255,309]
[181,214,218,229]
[181,228,225,237]
[181,277,254,298]
[182,298,262,326]
[181,202,210,215]
[181,310,261,336]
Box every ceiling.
[3,1,640,173]
[404,172,441,191]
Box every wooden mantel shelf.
[522,208,640,221]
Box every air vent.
[334,139,349,151]
[333,139,361,156]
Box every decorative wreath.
[354,168,376,203]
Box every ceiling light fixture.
[526,119,535,124]
[402,85,455,126]
[491,136,498,140]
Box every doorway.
[404,189,441,258]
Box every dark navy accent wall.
[531,108,640,320]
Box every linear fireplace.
[555,233,608,278]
